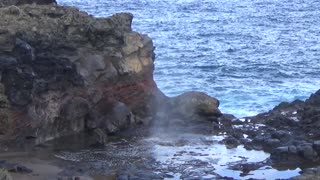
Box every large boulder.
[0,5,163,143]
[169,91,222,122]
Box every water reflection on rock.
[55,132,301,179]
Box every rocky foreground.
[225,89,320,164]
[217,90,320,179]
[0,0,320,180]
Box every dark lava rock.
[271,130,291,141]
[169,91,222,122]
[264,139,281,147]
[288,145,298,154]
[313,140,320,153]
[0,56,17,69]
[297,144,316,160]
[0,0,57,7]
[221,136,240,149]
[252,135,267,144]
[239,89,320,165]
[273,146,289,154]
[291,166,320,180]
[229,160,270,177]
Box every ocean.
[57,0,320,117]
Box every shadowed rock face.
[0,0,56,7]
[0,4,163,143]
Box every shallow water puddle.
[148,134,301,179]
[228,166,301,180]
[54,133,301,179]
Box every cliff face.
[0,4,164,143]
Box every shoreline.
[0,0,319,179]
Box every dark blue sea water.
[57,0,320,117]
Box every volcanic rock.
[169,91,221,122]
[0,0,56,7]
[0,1,224,146]
[239,89,320,164]
[0,4,163,144]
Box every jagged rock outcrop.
[228,89,320,165]
[0,4,165,144]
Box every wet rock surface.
[36,120,305,179]
[1,101,319,179]
[216,89,320,178]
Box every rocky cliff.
[0,4,165,144]
[0,3,221,145]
